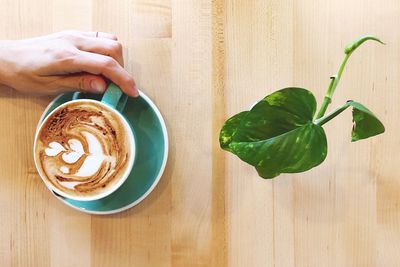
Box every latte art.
[34,101,133,198]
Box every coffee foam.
[34,101,132,198]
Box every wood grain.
[0,0,399,266]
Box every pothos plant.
[219,35,385,179]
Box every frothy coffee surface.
[34,101,132,198]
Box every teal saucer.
[36,91,168,214]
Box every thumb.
[58,74,107,94]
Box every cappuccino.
[34,100,134,199]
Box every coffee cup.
[33,83,136,201]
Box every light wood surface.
[0,0,399,266]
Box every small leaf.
[219,111,248,152]
[347,101,385,141]
[220,87,327,178]
[344,35,385,55]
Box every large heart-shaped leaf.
[348,101,385,141]
[220,87,328,178]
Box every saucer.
[36,91,168,214]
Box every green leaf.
[348,101,385,141]
[220,87,328,178]
[344,35,385,55]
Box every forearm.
[0,40,12,48]
[0,41,11,86]
[0,40,19,88]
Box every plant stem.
[314,102,351,126]
[315,53,351,119]
[315,35,384,120]
[315,77,335,119]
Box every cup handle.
[101,83,128,112]
[72,91,81,100]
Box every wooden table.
[0,0,399,266]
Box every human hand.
[0,30,138,97]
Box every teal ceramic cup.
[35,88,168,214]
[33,83,136,202]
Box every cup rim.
[33,98,136,202]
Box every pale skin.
[0,30,138,97]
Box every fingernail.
[132,85,139,97]
[90,80,105,93]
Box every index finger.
[70,51,138,97]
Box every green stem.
[315,53,351,119]
[315,35,384,120]
[315,77,335,119]
[314,102,351,126]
